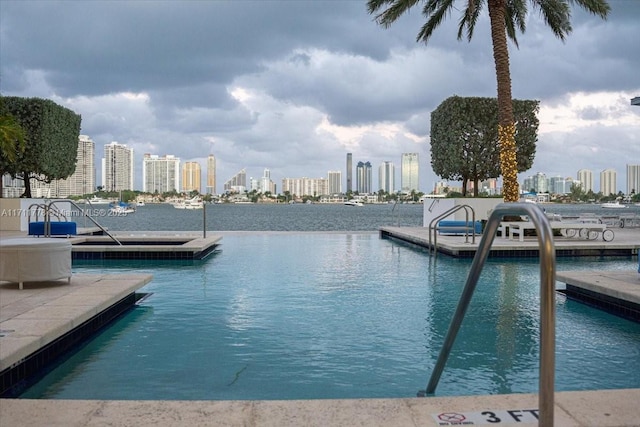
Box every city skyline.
[1,129,637,197]
[3,139,637,197]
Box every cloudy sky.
[1,0,638,194]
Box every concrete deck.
[2,389,640,426]
[556,270,640,321]
[0,273,153,371]
[556,270,640,306]
[380,225,640,258]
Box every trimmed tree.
[367,0,610,202]
[1,97,81,198]
[430,96,539,196]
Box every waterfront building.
[102,142,134,192]
[564,177,577,194]
[627,164,640,195]
[577,169,594,193]
[206,154,216,195]
[356,161,372,194]
[600,169,617,196]
[401,153,419,193]
[327,171,342,195]
[479,178,498,196]
[259,169,276,194]
[249,177,260,192]
[182,161,201,193]
[281,177,328,198]
[433,181,449,195]
[522,172,548,194]
[223,168,247,193]
[548,176,567,195]
[142,154,180,194]
[54,134,96,197]
[346,153,352,193]
[378,161,395,193]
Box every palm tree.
[0,113,26,198]
[367,0,610,202]
[0,115,25,162]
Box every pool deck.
[1,230,640,425]
[379,225,640,258]
[1,388,640,426]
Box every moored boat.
[174,196,204,209]
[109,201,136,214]
[601,201,627,209]
[84,195,111,205]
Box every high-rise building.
[182,161,201,193]
[206,154,216,195]
[102,142,134,192]
[378,161,395,193]
[563,177,576,195]
[142,154,180,194]
[223,168,247,193]
[401,153,419,193]
[281,177,328,197]
[346,153,353,193]
[600,169,617,196]
[260,168,276,194]
[577,169,594,193]
[54,135,96,197]
[480,178,498,196]
[327,171,342,195]
[522,172,548,193]
[356,161,372,194]
[627,164,640,195]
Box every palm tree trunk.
[488,0,519,202]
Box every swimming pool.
[21,233,640,400]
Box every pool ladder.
[428,204,476,257]
[420,202,556,427]
[28,199,122,245]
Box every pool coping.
[556,271,640,322]
[68,232,223,260]
[1,389,640,426]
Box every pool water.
[21,233,640,400]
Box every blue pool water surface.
[21,233,640,400]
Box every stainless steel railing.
[428,204,476,256]
[28,199,122,245]
[420,202,556,426]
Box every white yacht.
[85,195,111,205]
[344,200,364,207]
[174,196,204,209]
[601,201,627,209]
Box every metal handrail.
[421,202,556,426]
[27,203,68,223]
[428,204,476,256]
[28,202,70,237]
[41,199,122,245]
